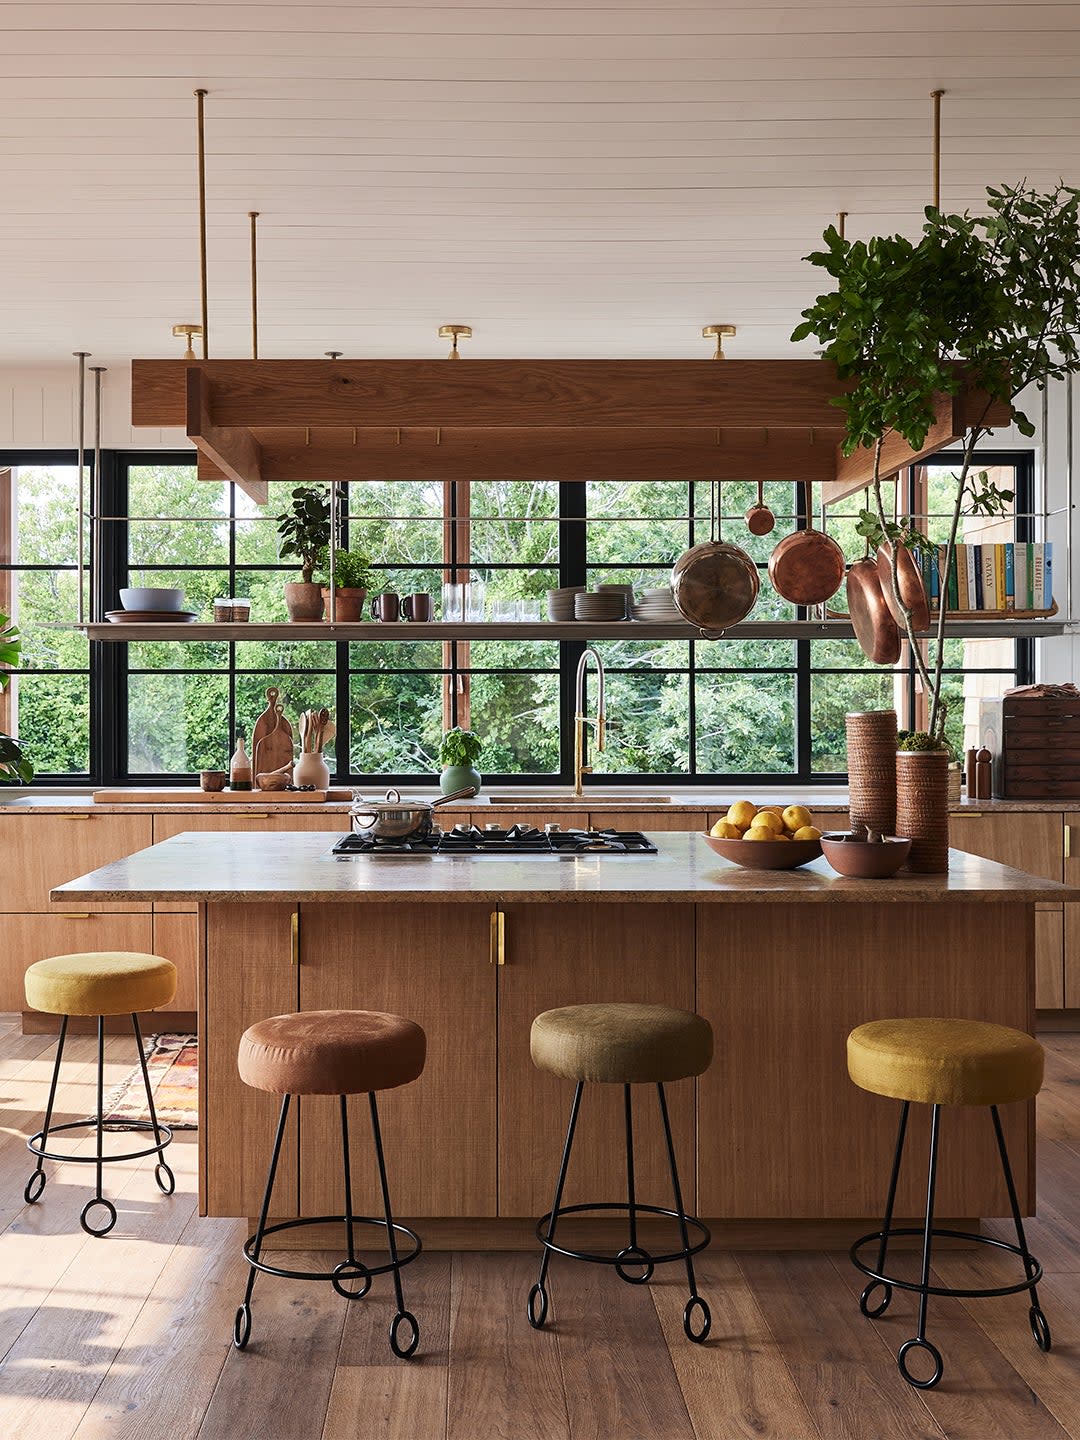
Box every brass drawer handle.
[62,814,92,821]
[952,812,983,819]
[291,910,299,966]
[1066,825,1072,860]
[490,909,505,966]
[54,911,92,918]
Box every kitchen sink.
[487,792,673,804]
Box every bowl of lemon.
[703,802,823,870]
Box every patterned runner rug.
[102,1033,198,1130]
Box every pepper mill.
[975,746,992,800]
[965,746,979,796]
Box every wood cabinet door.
[297,902,496,1218]
[152,812,349,842]
[152,911,199,1012]
[1063,829,1080,1007]
[497,902,696,1217]
[203,903,299,1217]
[592,811,701,832]
[0,812,153,912]
[1,913,153,1012]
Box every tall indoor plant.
[276,485,331,621]
[0,612,33,783]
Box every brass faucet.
[573,647,606,797]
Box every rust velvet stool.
[233,1009,426,1358]
[22,951,177,1236]
[848,1017,1049,1389]
[527,1002,714,1342]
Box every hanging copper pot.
[847,556,902,664]
[671,539,759,637]
[875,543,930,631]
[744,479,775,537]
[767,527,846,606]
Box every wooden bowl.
[702,834,822,870]
[820,834,912,877]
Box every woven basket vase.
[895,750,950,873]
[846,710,898,837]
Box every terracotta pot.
[284,582,324,622]
[846,710,898,837]
[896,750,950,873]
[320,586,367,622]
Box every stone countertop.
[50,830,1079,906]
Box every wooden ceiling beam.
[185,367,267,504]
[193,425,842,485]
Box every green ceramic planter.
[440,763,482,797]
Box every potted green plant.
[0,612,33,784]
[276,486,331,621]
[438,726,483,797]
[319,548,375,623]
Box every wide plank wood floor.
[2,1013,1079,1439]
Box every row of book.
[919,543,1053,614]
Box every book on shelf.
[925,542,1052,614]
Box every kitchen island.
[54,830,1078,1248]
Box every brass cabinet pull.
[1066,825,1072,860]
[291,910,299,966]
[490,909,505,966]
[54,911,92,918]
[62,814,92,821]
[952,812,983,819]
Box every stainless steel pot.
[349,785,476,839]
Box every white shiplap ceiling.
[1,1,1078,363]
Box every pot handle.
[699,626,728,640]
[383,787,402,802]
[431,786,478,806]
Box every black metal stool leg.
[897,1103,944,1389]
[615,1084,654,1285]
[528,1079,584,1329]
[332,1095,372,1301]
[131,1013,175,1196]
[24,1014,68,1205]
[991,1104,1052,1352]
[861,1100,910,1320]
[369,1090,419,1359]
[234,1092,291,1350]
[80,1016,117,1237]
[657,1083,711,1342]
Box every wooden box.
[979,696,1080,799]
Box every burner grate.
[330,826,659,858]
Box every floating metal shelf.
[68,618,1073,643]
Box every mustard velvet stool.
[23,952,177,1237]
[233,1010,426,1358]
[848,1017,1049,1390]
[527,1002,714,1344]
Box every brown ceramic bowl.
[702,834,822,870]
[820,834,912,878]
[199,770,228,792]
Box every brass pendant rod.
[195,88,209,358]
[249,210,259,359]
[73,351,89,624]
[930,89,945,210]
[836,211,847,240]
[89,366,106,623]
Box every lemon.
[744,825,777,842]
[709,820,741,839]
[727,800,757,831]
[782,805,812,833]
[792,825,822,841]
[751,809,784,834]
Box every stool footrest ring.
[852,1226,1043,1300]
[27,1117,173,1167]
[241,1214,421,1283]
[536,1200,710,1268]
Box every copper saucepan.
[767,526,846,607]
[875,543,930,631]
[846,557,902,664]
[671,539,760,638]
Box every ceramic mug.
[401,593,432,622]
[371,592,400,622]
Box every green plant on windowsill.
[0,612,33,784]
[317,548,375,593]
[438,727,483,798]
[276,486,331,621]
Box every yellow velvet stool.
[847,1016,1049,1391]
[23,952,177,1237]
[527,1002,713,1345]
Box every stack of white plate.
[547,585,585,620]
[594,582,634,618]
[631,586,683,622]
[574,590,628,622]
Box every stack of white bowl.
[631,585,682,622]
[574,588,628,622]
[547,585,585,620]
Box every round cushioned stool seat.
[238,1010,426,1096]
[24,952,176,1018]
[531,1002,712,1085]
[848,1018,1044,1108]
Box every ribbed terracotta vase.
[895,750,950,873]
[846,710,898,837]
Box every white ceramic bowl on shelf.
[119,586,185,612]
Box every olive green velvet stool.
[23,951,177,1236]
[233,1009,426,1359]
[848,1017,1050,1390]
[527,1002,714,1343]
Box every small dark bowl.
[199,770,228,792]
[820,834,912,878]
[702,834,822,870]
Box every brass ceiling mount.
[438,324,472,359]
[702,324,736,360]
[172,323,203,360]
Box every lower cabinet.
[0,912,154,1012]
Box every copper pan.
[847,557,902,664]
[767,526,846,606]
[875,543,930,631]
[671,539,759,637]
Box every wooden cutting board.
[93,788,353,804]
[250,686,295,778]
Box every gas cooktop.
[331,824,659,858]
